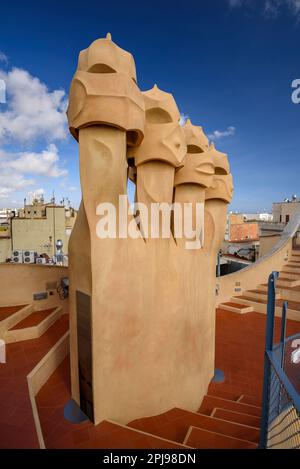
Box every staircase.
[219,250,300,321]
[126,387,261,449]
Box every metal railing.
[259,272,300,449]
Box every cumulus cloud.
[0,145,67,200]
[9,144,67,177]
[0,63,69,202]
[0,170,34,199]
[0,67,67,144]
[208,126,236,140]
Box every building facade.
[0,200,77,262]
[273,199,300,224]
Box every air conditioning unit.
[36,257,46,265]
[12,250,23,263]
[23,250,36,264]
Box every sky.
[0,0,300,212]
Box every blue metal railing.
[259,272,300,449]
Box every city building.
[273,195,300,224]
[0,198,77,263]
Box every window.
[286,215,290,223]
[280,215,282,222]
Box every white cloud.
[0,62,68,203]
[0,51,8,64]
[208,126,236,140]
[0,145,67,200]
[0,67,67,144]
[9,144,67,177]
[0,170,34,199]
[68,186,78,192]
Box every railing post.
[259,271,279,449]
[280,301,288,370]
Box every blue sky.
[0,0,299,212]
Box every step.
[199,395,261,417]
[128,407,260,443]
[9,307,56,330]
[207,386,241,402]
[208,383,263,407]
[211,407,260,428]
[232,295,266,306]
[277,278,300,287]
[283,264,300,273]
[4,307,62,343]
[274,285,300,302]
[280,271,300,279]
[259,279,300,292]
[0,304,32,336]
[238,394,262,407]
[246,290,281,301]
[0,304,28,322]
[104,420,192,449]
[219,302,254,314]
[183,426,257,449]
[232,296,300,321]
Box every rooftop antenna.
[51,190,56,205]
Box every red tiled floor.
[9,308,56,330]
[0,314,69,448]
[0,305,27,322]
[5,309,300,448]
[210,309,300,401]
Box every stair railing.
[259,271,300,448]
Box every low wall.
[0,264,69,313]
[216,213,300,305]
[259,234,281,258]
[27,331,70,448]
[217,239,291,304]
